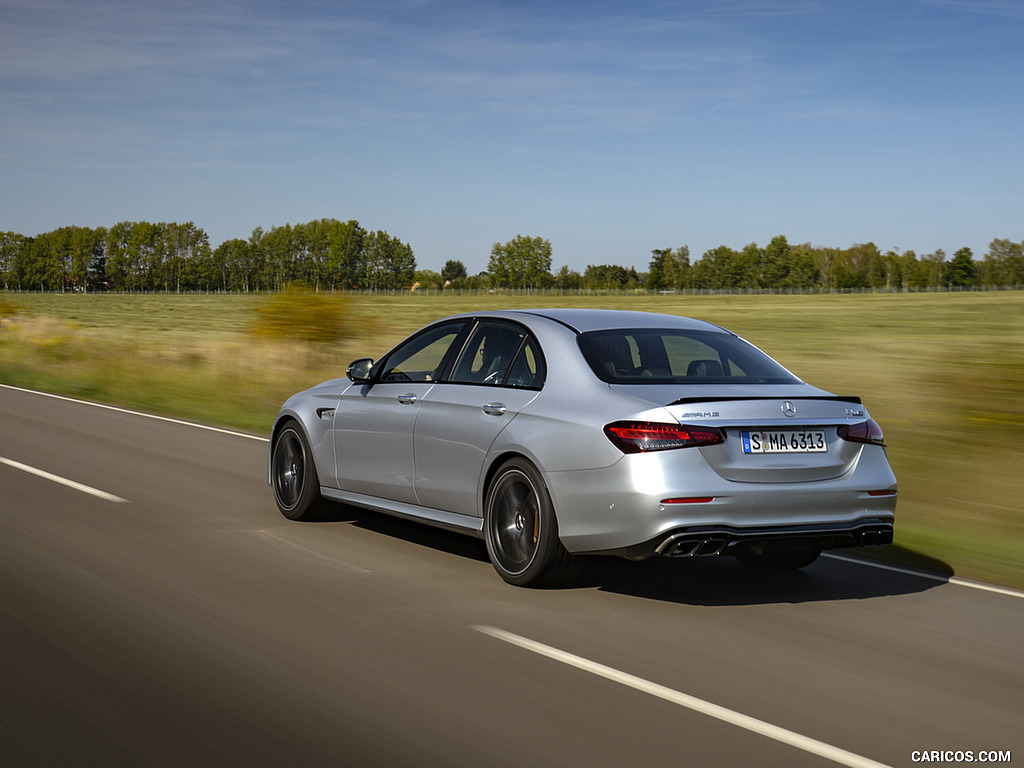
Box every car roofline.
[501,308,731,335]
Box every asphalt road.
[1,384,1020,768]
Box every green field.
[2,290,1022,588]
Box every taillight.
[837,419,886,447]
[604,421,725,454]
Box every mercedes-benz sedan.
[270,309,896,586]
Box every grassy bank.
[2,290,1022,589]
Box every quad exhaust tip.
[652,522,893,558]
[656,535,728,558]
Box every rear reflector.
[661,497,715,504]
[604,421,725,454]
[866,490,897,497]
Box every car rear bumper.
[544,448,897,554]
[600,517,894,559]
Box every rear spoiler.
[668,395,863,406]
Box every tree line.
[450,234,1022,293]
[0,219,415,292]
[2,220,1022,293]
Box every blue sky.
[2,0,1021,273]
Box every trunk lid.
[622,384,871,484]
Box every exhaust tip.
[671,539,700,557]
[697,538,727,556]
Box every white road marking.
[824,553,1024,600]
[0,456,128,503]
[475,625,892,768]
[3,385,1022,599]
[0,384,268,442]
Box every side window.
[450,321,528,386]
[378,322,465,382]
[505,335,545,388]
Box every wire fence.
[2,284,1023,297]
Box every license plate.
[741,430,827,454]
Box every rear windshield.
[578,329,802,385]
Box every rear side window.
[578,329,800,385]
[450,320,545,389]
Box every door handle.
[397,393,417,405]
[482,402,506,416]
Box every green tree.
[648,247,691,290]
[212,238,253,291]
[156,222,210,292]
[362,230,416,290]
[552,265,582,290]
[913,250,947,289]
[106,221,161,291]
[982,239,1024,287]
[71,226,108,291]
[583,264,640,290]
[691,245,743,289]
[0,231,29,289]
[20,226,104,291]
[262,224,300,291]
[488,235,553,288]
[885,249,920,292]
[944,247,978,288]
[23,231,59,290]
[811,247,843,291]
[413,269,442,291]
[327,220,366,288]
[760,236,791,288]
[441,259,468,286]
[646,249,667,291]
[663,246,691,289]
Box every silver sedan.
[270,309,896,586]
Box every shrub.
[0,298,26,320]
[249,285,351,345]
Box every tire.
[734,543,822,572]
[484,458,577,587]
[271,421,332,521]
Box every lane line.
[475,625,892,768]
[3,385,1021,599]
[824,553,1024,600]
[0,456,128,503]
[0,384,268,442]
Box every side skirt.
[320,487,485,537]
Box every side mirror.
[346,358,374,382]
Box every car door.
[413,320,545,516]
[334,320,468,504]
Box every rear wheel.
[484,458,576,587]
[271,421,332,521]
[734,543,822,572]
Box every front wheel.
[271,421,332,521]
[484,458,576,587]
